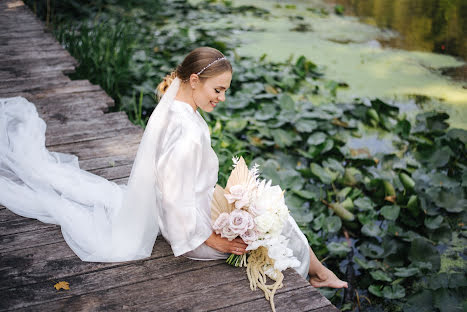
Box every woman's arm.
[205,232,247,255]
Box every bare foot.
[309,266,348,289]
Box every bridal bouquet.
[210,157,300,312]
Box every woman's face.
[192,71,232,113]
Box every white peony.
[212,212,230,234]
[255,212,276,234]
[229,209,254,235]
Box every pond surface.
[228,0,467,129]
[325,0,467,62]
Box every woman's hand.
[205,232,247,255]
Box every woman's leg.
[308,246,348,288]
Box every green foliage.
[26,0,467,310]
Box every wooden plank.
[0,253,221,310]
[111,177,129,185]
[0,208,26,223]
[0,32,59,45]
[0,218,56,236]
[0,37,63,50]
[0,81,103,99]
[216,285,332,312]
[0,44,65,55]
[48,133,142,160]
[0,237,174,290]
[88,164,133,180]
[33,90,115,113]
[0,57,77,76]
[0,226,63,253]
[308,305,340,312]
[79,154,136,172]
[46,125,142,147]
[0,23,44,34]
[0,30,45,40]
[0,75,72,94]
[20,266,312,312]
[33,80,102,97]
[45,111,133,130]
[0,49,72,62]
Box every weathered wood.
[25,266,314,312]
[0,227,63,253]
[0,218,57,236]
[111,177,129,185]
[48,133,142,160]
[0,237,174,290]
[79,154,136,172]
[47,125,142,147]
[0,208,24,223]
[0,254,221,310]
[0,75,72,94]
[216,286,333,312]
[0,44,65,55]
[88,164,134,180]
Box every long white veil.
[0,78,181,262]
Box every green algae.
[228,0,467,129]
[439,233,467,274]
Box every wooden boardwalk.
[0,1,338,311]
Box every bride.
[0,46,347,289]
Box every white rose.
[249,202,266,217]
[240,229,258,244]
[225,184,250,209]
[221,226,238,241]
[229,209,254,235]
[212,212,230,234]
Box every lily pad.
[310,163,335,184]
[394,267,420,277]
[271,129,296,148]
[324,215,342,233]
[225,118,248,133]
[380,205,400,221]
[382,284,406,299]
[327,241,351,257]
[354,197,375,211]
[307,132,327,145]
[424,215,444,230]
[362,222,383,237]
[254,104,277,120]
[370,270,392,282]
[409,237,440,272]
[359,241,384,259]
[295,119,318,133]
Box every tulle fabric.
[0,78,181,262]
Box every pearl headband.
[196,57,227,76]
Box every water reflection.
[326,0,467,63]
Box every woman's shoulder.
[165,107,203,147]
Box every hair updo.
[156,47,232,97]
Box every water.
[228,0,467,129]
[327,0,467,62]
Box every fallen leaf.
[54,281,70,290]
[384,195,396,203]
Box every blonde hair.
[156,47,232,98]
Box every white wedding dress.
[0,78,310,277]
